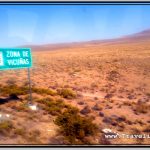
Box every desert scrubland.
[0,31,150,145]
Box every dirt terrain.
[0,29,150,145]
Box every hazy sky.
[1,4,150,47]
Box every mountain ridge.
[19,28,150,51]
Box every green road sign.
[0,48,32,70]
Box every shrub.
[92,104,103,111]
[35,97,54,104]
[14,128,26,136]
[0,85,57,97]
[45,106,62,116]
[133,103,150,114]
[107,70,120,82]
[80,106,91,115]
[55,108,98,144]
[13,103,29,112]
[0,85,28,96]
[25,130,41,143]
[142,125,150,132]
[0,121,13,135]
[123,101,132,106]
[91,83,98,88]
[146,93,150,97]
[32,87,57,96]
[37,97,66,115]
[117,115,126,122]
[57,88,76,99]
[6,79,16,86]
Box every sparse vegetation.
[6,78,17,86]
[32,87,57,96]
[132,102,150,114]
[37,97,66,115]
[80,106,91,115]
[0,85,28,96]
[14,128,26,136]
[0,30,150,145]
[0,85,57,97]
[24,130,41,143]
[0,121,13,136]
[146,93,150,97]
[123,101,132,106]
[92,103,103,111]
[142,125,150,132]
[107,70,120,82]
[57,88,77,99]
[13,102,29,112]
[55,108,98,144]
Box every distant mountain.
[120,29,150,41]
[19,28,150,51]
[89,28,150,45]
[131,29,150,37]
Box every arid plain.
[0,30,150,145]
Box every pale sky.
[0,5,150,47]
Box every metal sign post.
[27,68,32,104]
[27,68,38,110]
[0,48,34,107]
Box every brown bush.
[57,88,76,99]
[37,97,67,116]
[0,121,13,136]
[133,103,150,114]
[55,108,98,144]
[107,70,120,82]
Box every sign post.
[27,68,32,104]
[0,48,33,104]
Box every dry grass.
[0,121,13,136]
[57,88,77,99]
